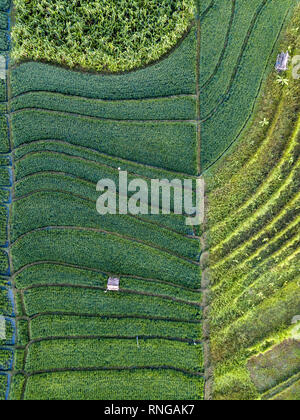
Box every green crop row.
[13,148,198,221]
[211,164,300,261]
[200,0,264,114]
[0,166,9,186]
[209,119,300,247]
[14,172,193,236]
[13,138,198,184]
[0,251,8,276]
[12,229,201,288]
[211,254,300,332]
[211,234,300,311]
[0,374,7,399]
[0,189,9,204]
[0,12,8,30]
[22,370,204,400]
[211,216,299,286]
[16,319,29,347]
[20,286,202,321]
[11,92,197,121]
[24,338,203,373]
[0,30,8,51]
[207,75,300,229]
[15,263,201,304]
[0,288,11,314]
[11,110,197,174]
[0,116,8,152]
[29,314,202,342]
[12,191,200,260]
[199,0,233,86]
[11,29,197,100]
[211,280,300,363]
[0,205,7,244]
[0,349,13,370]
[201,0,293,170]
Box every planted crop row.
[0,204,7,244]
[14,263,201,304]
[20,286,202,321]
[14,172,193,237]
[0,116,8,153]
[201,0,293,170]
[24,338,203,373]
[11,110,197,174]
[0,11,8,30]
[13,148,198,224]
[210,117,300,247]
[199,0,233,87]
[211,234,300,309]
[12,229,200,288]
[11,92,197,121]
[0,250,8,276]
[211,280,300,363]
[211,163,300,261]
[12,191,200,260]
[207,74,300,229]
[211,216,299,286]
[29,314,202,342]
[210,252,300,331]
[13,138,198,184]
[21,370,204,400]
[206,5,300,398]
[0,373,8,400]
[0,349,13,370]
[200,0,264,113]
[11,30,197,100]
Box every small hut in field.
[107,277,120,292]
[275,52,289,72]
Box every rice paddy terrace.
[0,0,299,400]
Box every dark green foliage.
[200,0,294,170]
[25,338,203,373]
[0,115,8,152]
[21,286,202,320]
[12,191,200,260]
[0,0,10,12]
[11,92,197,121]
[24,370,204,400]
[30,314,202,341]
[0,30,8,50]
[11,30,197,100]
[11,110,197,174]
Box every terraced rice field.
[0,0,299,400]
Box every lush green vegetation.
[3,0,298,401]
[10,29,197,100]
[0,1,13,402]
[7,1,204,400]
[21,370,203,400]
[200,0,294,170]
[29,315,202,341]
[206,5,300,400]
[12,0,195,72]
[11,110,197,174]
[25,338,203,373]
[11,92,197,121]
